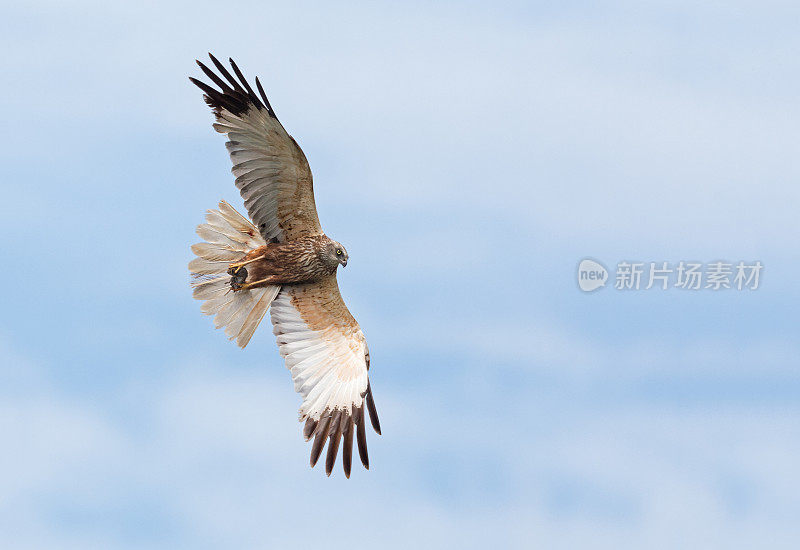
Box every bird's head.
[326,240,348,269]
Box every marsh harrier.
[188,54,380,477]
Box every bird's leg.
[227,246,273,291]
[235,276,278,291]
[227,253,266,274]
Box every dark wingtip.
[366,384,382,435]
[303,417,317,442]
[228,57,264,110]
[342,417,353,478]
[356,407,369,469]
[309,415,331,468]
[306,408,369,477]
[325,414,343,476]
[191,57,256,116]
[254,76,277,119]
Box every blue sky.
[1,1,799,548]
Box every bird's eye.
[336,249,342,255]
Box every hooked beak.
[341,258,348,267]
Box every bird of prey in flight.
[188,54,380,477]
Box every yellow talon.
[228,254,266,272]
[237,277,273,291]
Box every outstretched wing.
[190,54,322,243]
[270,276,381,477]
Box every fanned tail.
[189,200,280,347]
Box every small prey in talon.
[226,247,267,291]
[227,265,248,291]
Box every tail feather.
[189,200,279,348]
[190,243,241,262]
[192,276,229,301]
[238,289,278,345]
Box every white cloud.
[1,335,799,548]
[3,0,798,255]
